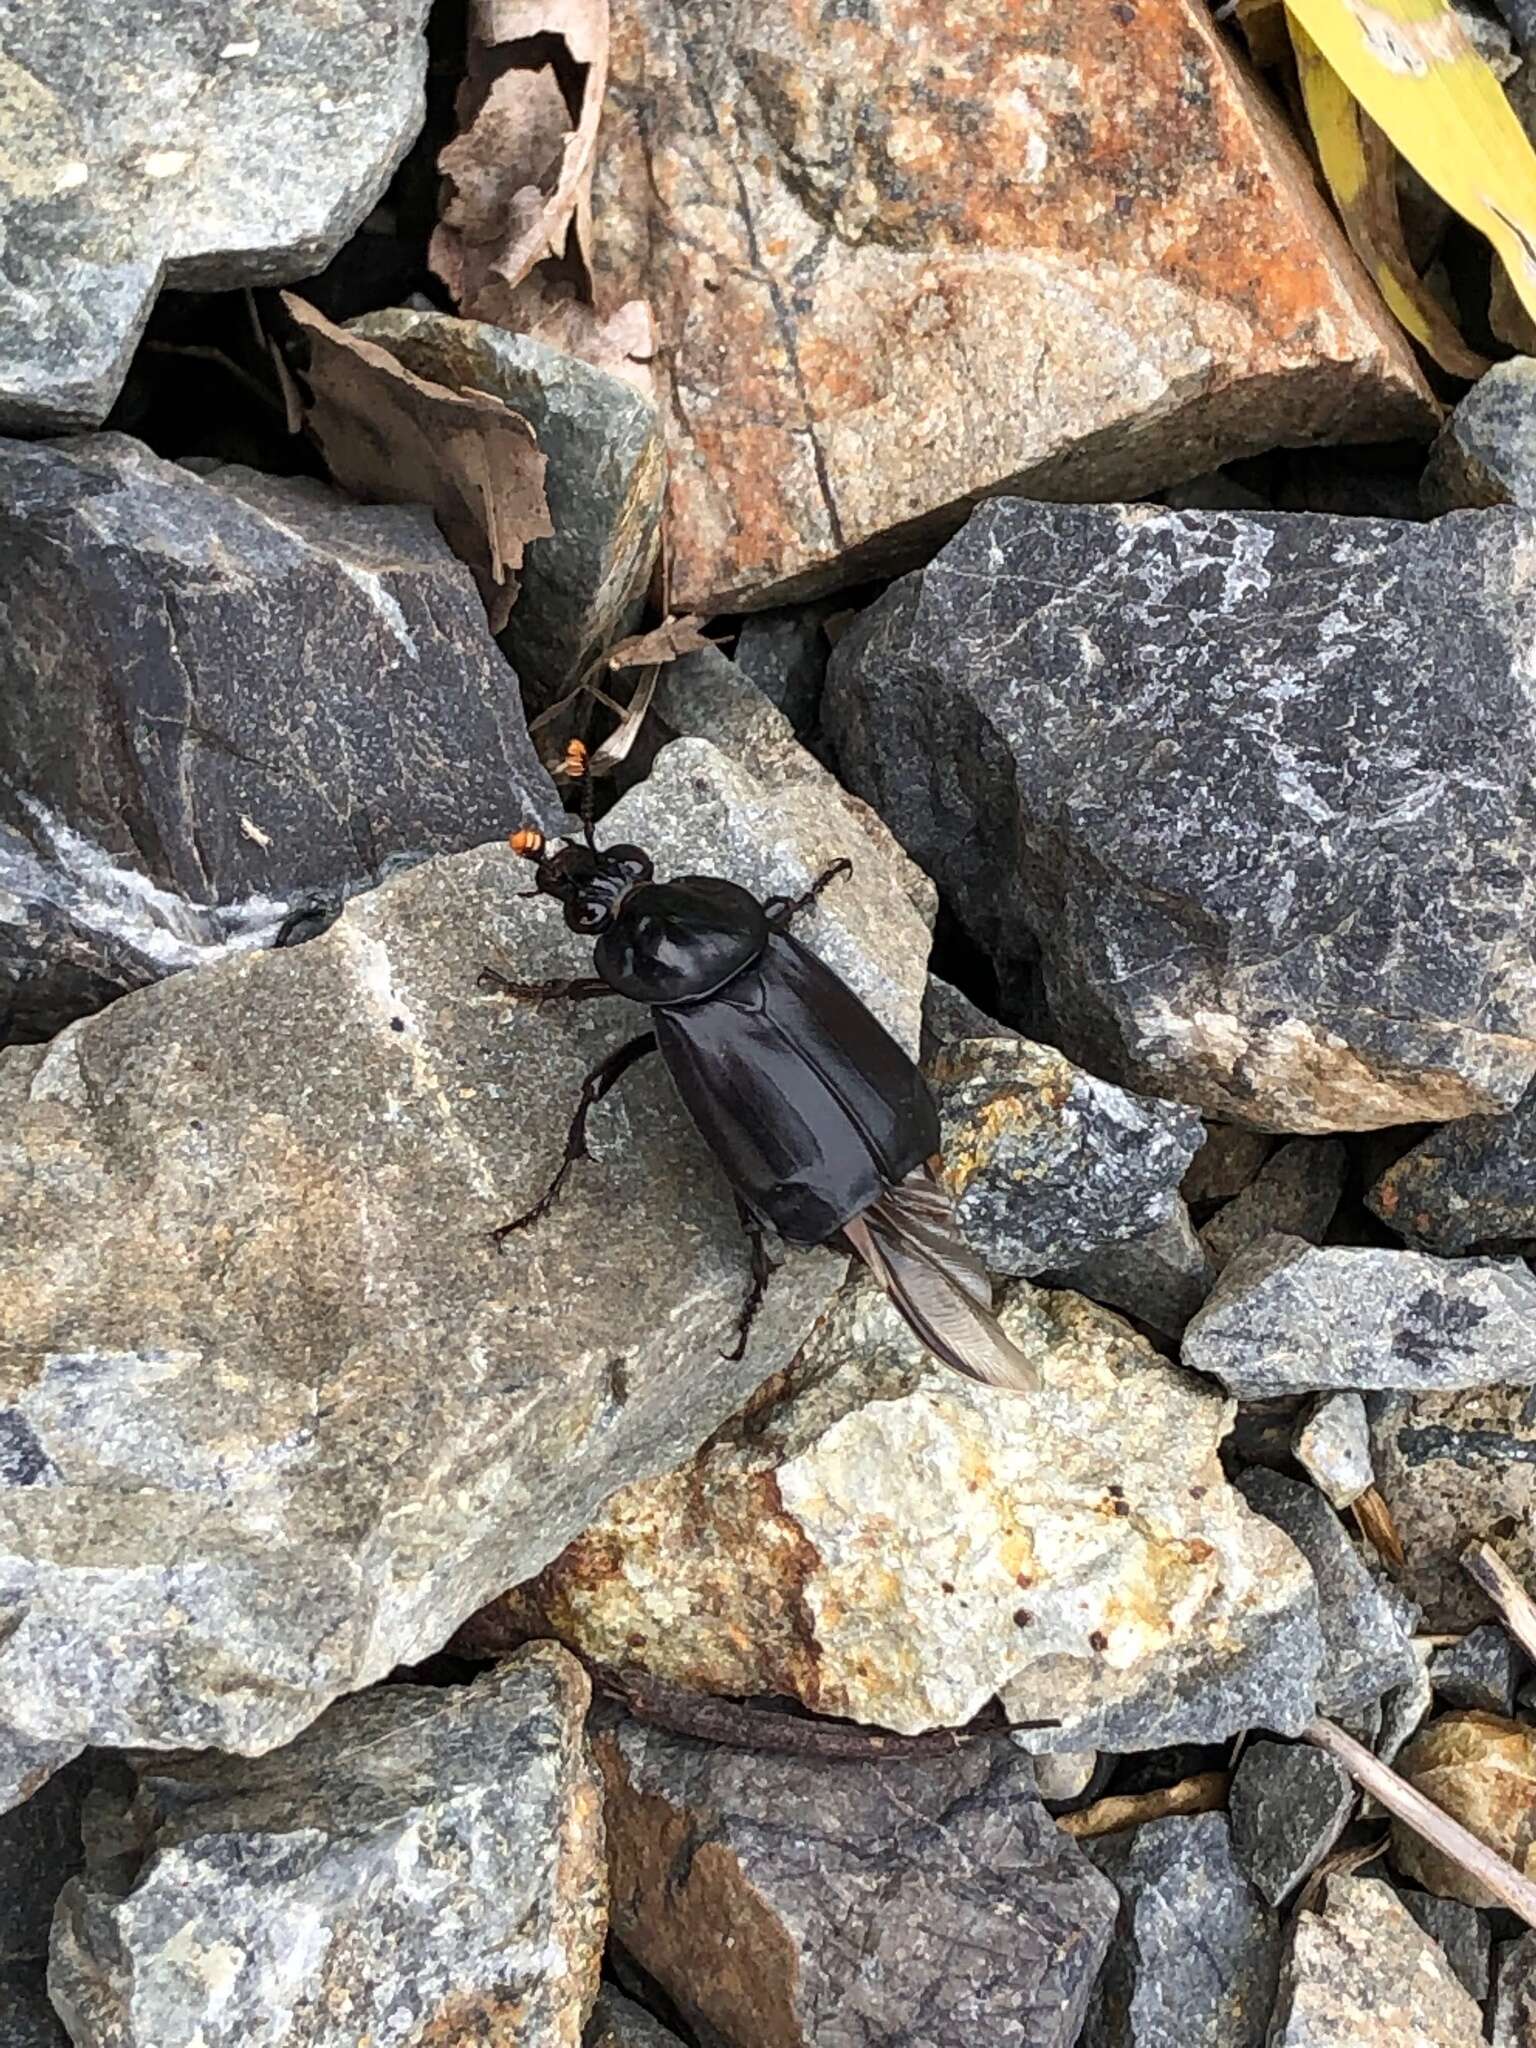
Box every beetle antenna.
[561,737,597,850]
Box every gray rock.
[1372,1385,1536,1630]
[348,309,666,710]
[1182,1125,1273,1208]
[1294,1392,1375,1510]
[0,1969,66,2048]
[490,1269,1324,1751]
[1199,1138,1346,1273]
[1030,1751,1099,1804]
[1082,1813,1282,2048]
[1183,1236,1536,1399]
[1492,1932,1536,2048]
[921,976,1016,1064]
[1423,359,1536,514]
[49,1646,605,2048]
[1376,1644,1436,1766]
[1047,1210,1213,1340]
[0,1759,89,1963]
[928,1034,1204,1275]
[1430,1625,1525,1716]
[1269,1875,1486,2048]
[1452,0,1521,71]
[733,605,837,736]
[0,735,930,1810]
[0,436,563,1040]
[1492,0,1536,52]
[586,1988,685,2048]
[1229,1739,1356,1906]
[825,498,1536,1132]
[1369,1078,1536,1252]
[0,1,429,432]
[1237,1469,1418,1716]
[1399,1894,1492,2005]
[597,1713,1117,2048]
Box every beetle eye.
[605,844,653,885]
[568,897,609,934]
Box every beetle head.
[509,828,653,934]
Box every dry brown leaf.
[606,615,716,671]
[501,273,657,400]
[430,0,611,325]
[281,294,553,635]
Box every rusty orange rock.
[587,0,1434,612]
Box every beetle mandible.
[483,769,1039,1391]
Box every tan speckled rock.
[1269,1875,1485,2048]
[0,737,931,1810]
[477,1274,1322,1748]
[1392,1713,1536,1910]
[588,0,1431,610]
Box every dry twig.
[1057,1771,1229,1839]
[1461,1540,1536,1666]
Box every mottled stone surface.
[1369,1080,1536,1252]
[930,1035,1204,1274]
[1183,1125,1273,1207]
[349,309,666,708]
[1423,359,1536,514]
[0,737,930,1809]
[1430,1625,1525,1717]
[49,1647,605,2048]
[0,1759,88,1965]
[1371,1384,1536,1630]
[1269,1876,1485,2048]
[1294,1392,1374,1510]
[1081,1814,1281,2048]
[1392,1712,1536,1909]
[587,0,1428,611]
[1237,1469,1417,1716]
[1491,1933,1536,2048]
[585,1988,685,2048]
[1048,1210,1213,1340]
[733,606,836,736]
[1228,1739,1355,1907]
[1399,1895,1492,2006]
[0,1969,66,2048]
[0,436,562,1040]
[598,1712,1117,2048]
[481,1271,1322,1748]
[1184,1237,1536,1399]
[1199,1138,1346,1273]
[826,499,1536,1131]
[0,1,430,431]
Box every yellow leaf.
[1283,0,1536,338]
[1290,16,1489,376]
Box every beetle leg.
[477,967,616,1003]
[490,1031,659,1249]
[722,1202,780,1361]
[763,857,853,931]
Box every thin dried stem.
[1304,1716,1536,1929]
[1058,1771,1229,1840]
[1460,1540,1536,1667]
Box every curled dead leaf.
[606,615,717,670]
[431,0,611,324]
[280,294,553,635]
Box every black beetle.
[483,796,1038,1391]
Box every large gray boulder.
[826,498,1536,1132]
[0,437,562,1040]
[0,737,932,1810]
[0,0,430,431]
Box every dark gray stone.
[1199,1138,1346,1274]
[48,1648,604,2048]
[0,1968,67,2048]
[586,1988,687,2048]
[0,1760,89,1964]
[1184,1236,1536,1399]
[1369,1078,1536,1252]
[1294,1392,1375,1509]
[1399,1894,1492,2005]
[1182,1125,1273,1208]
[733,604,837,736]
[1491,1932,1536,2048]
[0,1,430,432]
[1423,359,1536,514]
[1430,1625,1525,1716]
[1046,1210,1213,1339]
[824,498,1536,1133]
[599,1714,1118,2048]
[921,976,1016,1064]
[1372,1385,1536,1631]
[348,309,666,710]
[1491,0,1536,51]
[1229,1739,1356,1906]
[1082,1813,1282,2048]
[928,1034,1204,1276]
[0,436,562,1039]
[1237,1469,1419,1716]
[0,736,926,1809]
